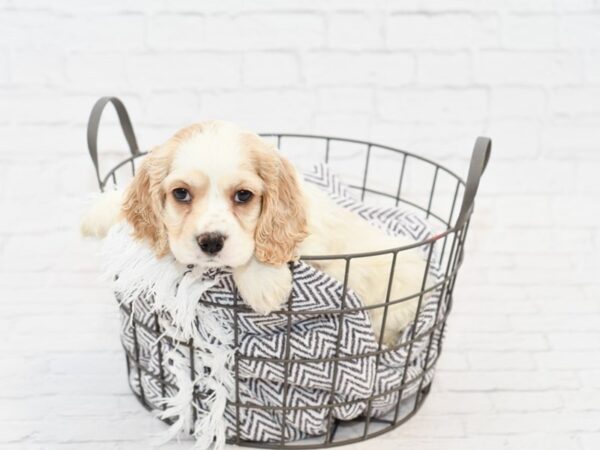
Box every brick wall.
[1,1,599,449]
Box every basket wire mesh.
[87,97,491,448]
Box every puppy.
[82,121,427,345]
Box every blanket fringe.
[103,223,235,450]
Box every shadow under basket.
[86,97,491,448]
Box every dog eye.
[172,188,191,203]
[233,190,253,203]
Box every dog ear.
[251,138,308,266]
[122,145,171,256]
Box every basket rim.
[100,133,467,260]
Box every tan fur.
[121,146,170,256]
[247,135,308,266]
[122,125,203,256]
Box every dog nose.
[197,232,226,255]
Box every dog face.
[122,121,308,269]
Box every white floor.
[1,227,598,450]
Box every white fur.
[82,123,428,344]
[300,185,427,343]
[162,123,260,269]
[232,257,293,314]
[80,190,123,238]
[229,182,427,344]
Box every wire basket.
[86,97,491,448]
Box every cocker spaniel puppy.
[82,121,427,345]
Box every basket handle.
[454,137,492,230]
[87,96,141,191]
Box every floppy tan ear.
[122,145,172,256]
[251,137,308,266]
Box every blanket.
[112,165,444,448]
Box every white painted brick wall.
[1,1,599,449]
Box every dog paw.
[80,190,123,238]
[233,259,292,315]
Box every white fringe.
[103,223,235,450]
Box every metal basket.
[86,97,491,448]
